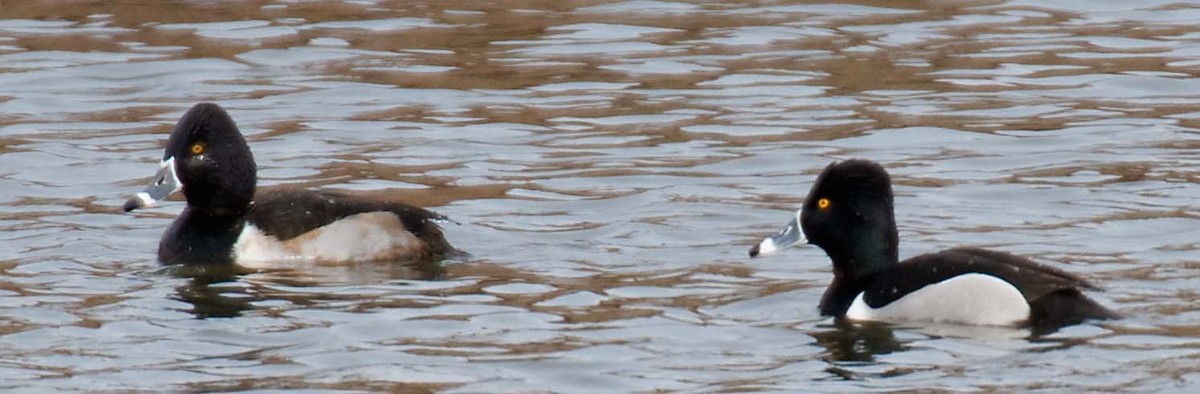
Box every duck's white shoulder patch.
[234,212,422,269]
[234,224,293,266]
[845,273,1030,326]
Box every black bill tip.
[122,197,142,212]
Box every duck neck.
[183,179,255,215]
[831,215,899,282]
[818,221,898,316]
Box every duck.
[749,159,1117,333]
[123,103,456,267]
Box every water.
[1,0,1199,391]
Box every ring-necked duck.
[749,159,1117,333]
[124,103,456,267]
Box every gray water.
[1,1,1199,392]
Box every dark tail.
[1028,289,1119,335]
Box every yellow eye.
[817,198,830,209]
[190,143,204,155]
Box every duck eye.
[817,198,830,209]
[190,143,204,155]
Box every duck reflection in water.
[812,320,905,363]
[813,319,1037,381]
[168,258,445,319]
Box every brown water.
[1,0,1199,391]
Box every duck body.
[127,103,454,266]
[751,159,1117,333]
[821,246,1115,332]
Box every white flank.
[233,212,421,268]
[845,273,1030,326]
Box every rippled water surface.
[2,0,1200,391]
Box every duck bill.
[749,211,807,257]
[124,157,181,212]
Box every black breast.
[157,208,246,265]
